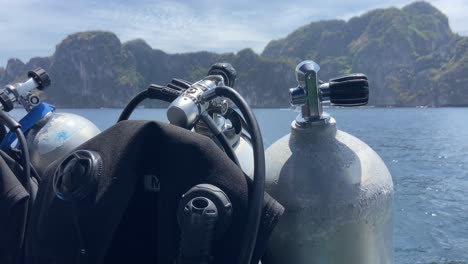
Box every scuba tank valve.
[289,60,369,124]
[0,68,51,112]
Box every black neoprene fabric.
[0,155,29,263]
[26,120,283,264]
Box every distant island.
[0,1,466,108]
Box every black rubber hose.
[225,108,251,136]
[204,86,265,264]
[117,90,149,122]
[0,111,31,263]
[119,88,241,166]
[16,127,32,261]
[0,111,31,193]
[118,84,183,122]
[15,129,31,194]
[200,112,240,166]
[0,149,41,182]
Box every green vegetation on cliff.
[0,2,466,107]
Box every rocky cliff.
[0,1,466,107]
[262,2,468,106]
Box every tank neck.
[290,115,337,141]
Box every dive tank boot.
[264,61,393,264]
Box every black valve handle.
[207,63,237,88]
[28,67,51,90]
[147,77,193,102]
[167,78,192,92]
[328,73,369,106]
[147,84,182,102]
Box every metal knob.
[289,86,307,106]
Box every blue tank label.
[55,131,69,143]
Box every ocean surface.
[13,107,468,263]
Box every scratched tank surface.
[264,117,394,264]
[26,112,100,176]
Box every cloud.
[429,0,468,35]
[0,0,466,67]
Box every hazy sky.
[0,0,466,66]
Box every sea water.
[11,107,468,264]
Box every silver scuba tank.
[26,112,101,176]
[264,61,393,264]
[234,134,254,177]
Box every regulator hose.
[117,90,149,122]
[202,86,265,264]
[0,111,31,193]
[0,111,32,262]
[118,85,241,167]
[118,84,185,122]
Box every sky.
[0,0,467,67]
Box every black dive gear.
[0,154,30,264]
[1,68,99,264]
[0,112,32,195]
[117,63,267,264]
[26,62,282,264]
[53,150,103,202]
[0,103,32,264]
[0,68,51,264]
[26,120,284,264]
[51,150,104,264]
